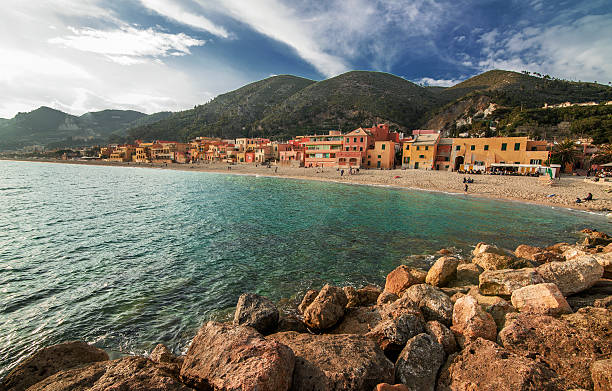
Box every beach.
[12,158,612,212]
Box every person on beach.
[464,183,468,192]
[576,198,582,204]
[341,169,344,176]
[584,192,593,201]
[275,167,278,173]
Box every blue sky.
[1,0,611,118]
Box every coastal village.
[59,123,607,178]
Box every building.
[271,143,292,161]
[109,145,136,162]
[235,138,270,152]
[254,145,273,163]
[402,132,441,169]
[150,141,188,163]
[434,138,453,171]
[279,148,305,166]
[298,131,344,167]
[365,140,396,169]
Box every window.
[515,162,520,164]
[377,161,381,168]
[353,147,357,151]
[417,146,420,150]
[360,146,363,151]
[406,145,410,150]
[368,161,371,165]
[470,145,475,151]
[501,143,507,151]
[455,145,460,151]
[419,155,425,158]
[530,159,542,164]
[404,157,410,163]
[360,137,363,142]
[382,144,386,150]
[531,147,538,151]
[345,138,349,143]
[353,137,357,142]
[514,143,520,151]
[345,147,349,151]
[378,155,382,158]
[425,146,429,150]
[484,145,489,151]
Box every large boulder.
[302,284,348,330]
[233,293,279,335]
[426,256,459,287]
[357,285,383,305]
[515,245,563,263]
[562,246,588,260]
[563,306,612,357]
[1,341,109,391]
[536,255,604,296]
[366,312,425,357]
[377,291,398,306]
[454,263,482,285]
[297,289,318,314]
[510,283,572,316]
[343,286,360,308]
[472,252,533,270]
[149,344,183,377]
[436,338,560,391]
[499,311,607,389]
[450,295,497,348]
[277,313,309,333]
[395,333,445,391]
[592,252,612,278]
[592,359,612,391]
[424,320,457,356]
[473,242,513,257]
[402,284,454,325]
[384,265,427,295]
[466,287,515,331]
[514,244,542,260]
[330,306,381,335]
[565,279,612,310]
[479,268,544,296]
[375,384,410,391]
[180,322,294,391]
[27,356,192,391]
[269,331,394,391]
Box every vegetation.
[550,139,578,171]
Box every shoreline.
[3,157,611,213]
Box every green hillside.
[127,75,315,142]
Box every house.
[298,131,344,167]
[402,133,441,169]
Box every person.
[463,177,466,183]
[464,183,468,192]
[584,192,593,201]
[275,167,278,173]
[576,198,582,203]
[340,169,344,176]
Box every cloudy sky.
[1,0,611,118]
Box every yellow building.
[366,141,396,169]
[109,146,136,162]
[133,142,154,163]
[450,136,549,172]
[402,133,440,169]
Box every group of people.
[339,167,359,177]
[576,193,594,203]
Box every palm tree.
[552,139,577,172]
[591,144,612,165]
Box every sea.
[0,160,609,377]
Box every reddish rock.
[514,244,542,260]
[27,356,192,391]
[402,284,454,325]
[395,333,444,391]
[357,285,382,305]
[149,344,183,377]
[269,331,394,391]
[426,256,460,287]
[510,283,572,316]
[384,265,427,295]
[329,306,381,335]
[375,383,410,391]
[592,359,612,391]
[562,306,612,357]
[562,246,588,260]
[424,320,457,356]
[1,341,109,391]
[533,251,565,264]
[377,291,398,306]
[465,287,516,330]
[180,322,294,391]
[478,268,544,296]
[451,295,497,348]
[297,289,318,314]
[545,242,571,254]
[472,242,513,257]
[343,286,360,308]
[437,248,453,255]
[277,313,309,333]
[455,263,482,285]
[366,311,424,356]
[499,312,605,389]
[592,252,612,278]
[472,252,532,270]
[233,293,279,335]
[302,284,348,330]
[436,338,560,391]
[536,255,604,296]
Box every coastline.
[3,157,611,213]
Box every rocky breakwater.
[2,228,611,391]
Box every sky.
[1,0,611,118]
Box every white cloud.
[49,26,205,64]
[139,0,230,38]
[413,77,464,87]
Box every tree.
[591,144,612,165]
[551,139,577,172]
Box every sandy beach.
[7,158,612,213]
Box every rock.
[269,331,394,390]
[343,286,360,307]
[562,306,612,356]
[27,356,192,391]
[424,320,457,356]
[514,244,542,260]
[378,294,421,321]
[455,263,482,285]
[442,285,473,299]
[1,341,109,391]
[565,279,612,310]
[510,283,572,316]
[366,312,424,357]
[302,284,348,330]
[592,359,612,391]
[450,295,497,348]
[479,268,544,296]
[425,256,459,287]
[594,295,612,308]
[375,384,411,391]
[546,242,571,254]
[592,252,612,277]
[436,338,560,391]
[584,234,612,247]
[533,251,565,264]
[450,292,466,303]
[357,285,382,305]
[472,252,533,270]
[233,293,280,335]
[603,243,612,253]
[297,289,318,314]
[499,312,605,389]
[377,291,398,306]
[277,313,309,333]
[384,265,427,295]
[437,248,453,255]
[536,255,604,295]
[149,344,183,377]
[562,246,588,260]
[402,284,454,325]
[472,242,513,257]
[330,306,381,335]
[395,333,445,391]
[180,322,294,391]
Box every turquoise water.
[0,160,609,377]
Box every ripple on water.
[0,160,610,378]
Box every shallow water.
[0,160,608,376]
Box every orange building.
[299,131,344,167]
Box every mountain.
[128,75,315,142]
[0,107,168,150]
